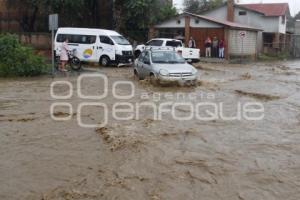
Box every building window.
[177,20,181,24]
[195,19,199,24]
[239,11,247,16]
[282,15,286,24]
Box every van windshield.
[111,36,130,45]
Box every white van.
[54,28,134,66]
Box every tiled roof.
[185,12,262,31]
[238,3,289,17]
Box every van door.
[98,35,116,63]
[68,34,97,62]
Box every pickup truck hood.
[154,63,196,73]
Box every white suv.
[134,38,200,62]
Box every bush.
[0,34,48,77]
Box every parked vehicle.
[134,48,198,85]
[55,28,134,67]
[134,38,200,62]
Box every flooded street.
[0,61,300,200]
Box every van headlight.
[159,69,169,76]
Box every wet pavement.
[0,60,299,200]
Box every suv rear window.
[147,40,163,46]
[166,41,182,47]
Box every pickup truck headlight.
[159,69,169,76]
[191,68,198,75]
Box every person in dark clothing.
[219,39,225,59]
[212,36,219,58]
[188,37,196,48]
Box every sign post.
[49,14,58,77]
[239,31,246,63]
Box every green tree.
[184,0,223,14]
[115,0,177,42]
[0,34,47,77]
[6,0,106,31]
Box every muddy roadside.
[0,61,299,200]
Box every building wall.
[295,21,300,35]
[204,5,283,33]
[0,0,5,10]
[155,16,186,28]
[190,17,223,28]
[278,16,287,34]
[204,6,228,20]
[190,27,224,57]
[228,29,257,56]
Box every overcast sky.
[173,0,299,16]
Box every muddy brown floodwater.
[0,61,300,200]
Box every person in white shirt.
[60,38,70,72]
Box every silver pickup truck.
[134,38,200,63]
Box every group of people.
[188,36,225,59]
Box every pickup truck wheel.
[100,56,110,67]
[134,50,141,58]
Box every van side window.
[56,34,96,44]
[100,36,114,45]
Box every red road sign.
[239,31,246,38]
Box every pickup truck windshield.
[111,36,130,45]
[166,41,182,47]
[151,51,185,64]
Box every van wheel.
[100,56,110,67]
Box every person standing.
[212,36,219,58]
[205,37,212,57]
[219,39,225,59]
[60,38,70,72]
[188,37,196,48]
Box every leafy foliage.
[6,0,112,31]
[6,0,176,41]
[115,0,177,42]
[0,34,47,77]
[184,0,224,14]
